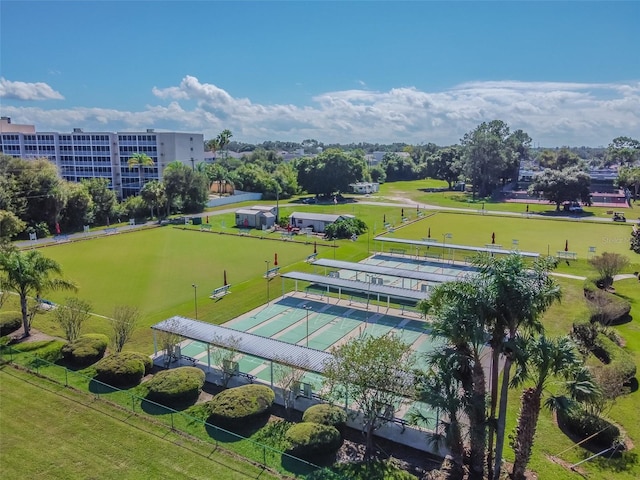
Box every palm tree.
[128,153,154,193]
[140,180,166,219]
[216,129,233,159]
[0,249,77,336]
[510,336,597,480]
[411,350,466,476]
[206,137,220,159]
[421,278,491,479]
[475,254,562,480]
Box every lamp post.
[264,260,270,304]
[191,284,198,320]
[303,305,312,347]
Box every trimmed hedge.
[594,333,637,383]
[285,422,342,458]
[560,408,622,449]
[587,289,631,325]
[302,404,347,431]
[61,334,108,366]
[146,366,205,406]
[206,384,275,427]
[95,352,152,387]
[0,311,22,336]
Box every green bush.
[95,352,152,387]
[560,407,622,449]
[302,404,347,431]
[0,311,22,336]
[206,384,275,427]
[594,333,637,383]
[285,422,342,459]
[61,334,108,366]
[307,460,418,480]
[146,366,205,406]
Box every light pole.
[303,305,312,347]
[264,260,270,304]
[191,284,198,319]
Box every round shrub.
[61,333,108,366]
[302,404,347,431]
[146,366,205,406]
[206,384,275,427]
[95,352,151,387]
[0,311,22,336]
[285,422,342,458]
[560,408,622,449]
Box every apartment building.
[0,117,204,198]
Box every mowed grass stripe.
[0,366,277,480]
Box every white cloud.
[0,78,64,101]
[2,76,639,146]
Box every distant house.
[235,205,277,229]
[289,212,355,234]
[350,182,379,194]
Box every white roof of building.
[152,316,333,373]
[290,212,355,222]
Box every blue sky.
[1,1,638,146]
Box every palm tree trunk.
[493,356,513,480]
[469,356,487,480]
[487,345,501,479]
[20,293,30,336]
[511,387,542,480]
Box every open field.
[0,366,279,480]
[5,190,640,480]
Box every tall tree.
[110,305,140,353]
[127,153,154,193]
[296,149,367,196]
[420,278,490,479]
[509,335,596,480]
[528,166,591,210]
[140,180,166,219]
[424,146,463,189]
[0,250,77,337]
[475,254,562,480]
[53,297,92,342]
[461,120,523,198]
[216,129,233,159]
[60,182,93,231]
[0,210,26,244]
[607,136,640,165]
[322,333,415,461]
[537,148,582,170]
[82,178,117,225]
[616,165,640,201]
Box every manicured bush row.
[302,404,347,431]
[559,408,622,449]
[594,333,637,383]
[285,422,342,459]
[146,366,205,406]
[0,311,22,336]
[61,334,108,366]
[95,352,152,387]
[206,384,275,427]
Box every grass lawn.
[0,366,278,480]
[5,186,640,480]
[382,210,639,259]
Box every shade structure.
[274,253,278,266]
[401,208,404,217]
[565,240,569,251]
[314,241,317,254]
[383,214,386,223]
[427,227,431,238]
[492,232,496,244]
[55,222,61,234]
[223,270,228,286]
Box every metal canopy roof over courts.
[375,236,540,258]
[152,316,333,373]
[312,258,470,283]
[281,271,430,302]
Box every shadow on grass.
[204,412,270,443]
[139,395,198,414]
[281,452,325,477]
